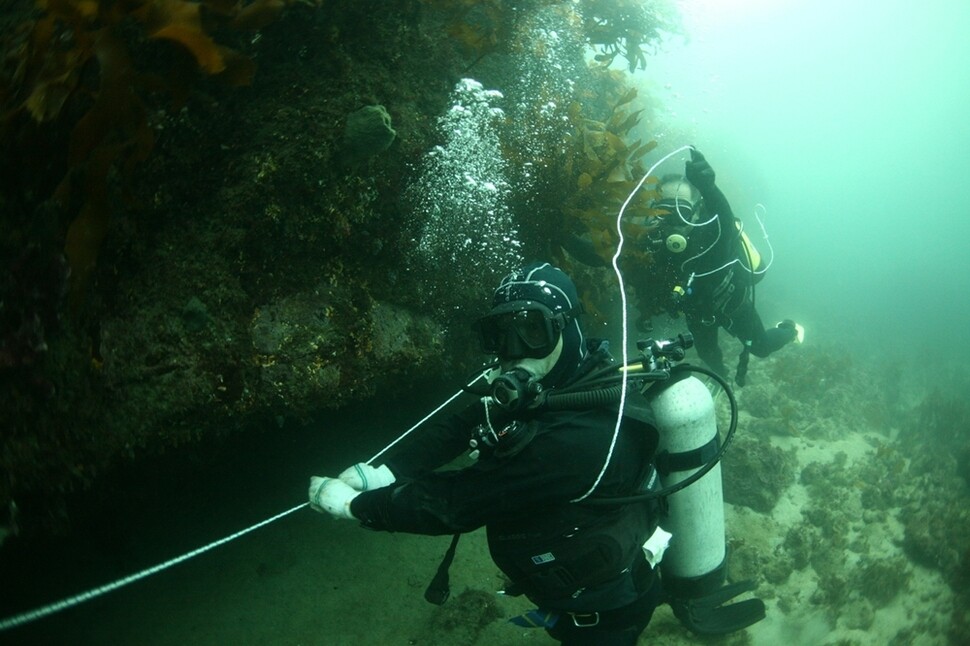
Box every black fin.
[670,580,766,635]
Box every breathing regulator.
[474,332,700,415]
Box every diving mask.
[654,198,695,222]
[473,303,571,360]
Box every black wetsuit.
[668,185,795,381]
[350,350,663,644]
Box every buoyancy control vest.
[487,497,656,606]
[485,414,661,607]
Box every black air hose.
[543,385,624,410]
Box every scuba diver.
[646,148,804,386]
[308,262,764,644]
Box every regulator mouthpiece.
[666,233,688,253]
[490,368,543,412]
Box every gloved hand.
[685,148,716,195]
[308,476,359,519]
[338,463,396,491]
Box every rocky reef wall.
[1,0,483,535]
[1,0,676,537]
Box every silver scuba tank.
[649,374,726,598]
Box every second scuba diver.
[645,148,804,385]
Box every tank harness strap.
[656,434,720,477]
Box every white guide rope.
[0,379,481,633]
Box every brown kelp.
[2,0,304,305]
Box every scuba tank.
[638,352,765,635]
[738,227,761,273]
[648,375,725,598]
[574,336,765,635]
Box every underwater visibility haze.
[644,0,970,364]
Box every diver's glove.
[686,148,717,195]
[338,463,396,491]
[308,476,359,519]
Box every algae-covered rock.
[415,588,503,645]
[802,504,851,550]
[250,286,348,417]
[249,287,447,420]
[251,288,340,357]
[343,104,397,162]
[180,296,212,333]
[951,591,970,645]
[840,597,875,631]
[810,546,849,607]
[368,300,444,368]
[722,433,797,513]
[854,556,910,607]
[725,539,761,583]
[739,383,775,419]
[782,522,819,571]
[900,498,969,581]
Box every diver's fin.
[691,579,757,609]
[670,580,766,635]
